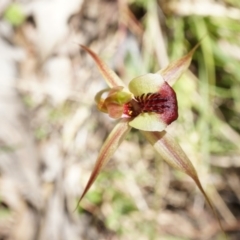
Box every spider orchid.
[77,44,223,233]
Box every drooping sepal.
[143,130,225,234]
[76,119,131,207]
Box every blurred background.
[0,0,240,239]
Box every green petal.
[95,87,132,115]
[128,73,165,96]
[106,89,132,105]
[129,112,167,131]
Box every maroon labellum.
[124,82,178,125]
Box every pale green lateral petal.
[76,119,131,207]
[129,112,167,131]
[80,45,125,88]
[128,73,165,96]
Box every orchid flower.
[77,44,223,232]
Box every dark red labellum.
[124,82,178,125]
[157,82,178,124]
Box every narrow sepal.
[76,119,131,207]
[143,130,225,235]
[143,131,199,175]
[80,45,125,88]
[157,43,200,86]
